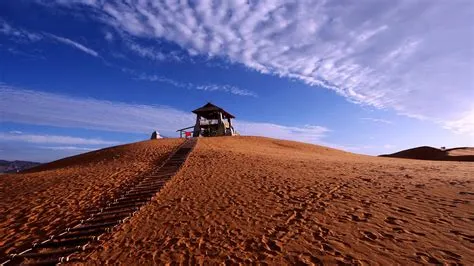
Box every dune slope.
[381,146,474,162]
[85,137,474,265]
[0,138,183,258]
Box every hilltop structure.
[177,102,236,138]
[150,131,162,139]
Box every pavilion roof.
[192,102,235,119]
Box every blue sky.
[0,0,473,162]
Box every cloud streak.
[123,68,257,97]
[0,85,328,144]
[45,0,473,134]
[0,20,42,42]
[361,117,393,125]
[0,132,118,145]
[0,20,98,57]
[46,33,99,57]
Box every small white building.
[150,131,163,139]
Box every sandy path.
[0,139,183,258]
[83,137,474,265]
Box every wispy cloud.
[0,85,329,144]
[123,68,257,97]
[1,19,99,57]
[45,0,473,135]
[126,41,166,61]
[361,117,393,125]
[443,108,474,137]
[0,20,42,42]
[124,40,184,62]
[46,33,99,57]
[104,31,114,42]
[0,85,194,134]
[0,132,118,145]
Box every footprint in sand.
[261,236,282,253]
[296,253,323,265]
[438,249,462,262]
[408,230,426,237]
[319,243,342,257]
[396,206,417,216]
[392,227,406,233]
[450,230,474,243]
[362,231,378,241]
[385,216,401,225]
[415,252,442,264]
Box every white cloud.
[195,84,257,97]
[122,68,257,97]
[46,33,99,57]
[0,85,328,144]
[0,85,194,134]
[0,132,118,145]
[122,39,184,62]
[443,108,474,137]
[45,0,474,134]
[0,20,42,42]
[104,31,114,41]
[126,40,166,61]
[361,117,393,124]
[0,19,98,57]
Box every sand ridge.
[381,146,474,162]
[0,138,183,259]
[82,137,474,264]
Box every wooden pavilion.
[177,102,236,138]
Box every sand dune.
[381,146,474,162]
[447,147,474,157]
[1,137,472,264]
[77,137,474,265]
[0,138,183,259]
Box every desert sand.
[1,136,473,264]
[0,138,183,259]
[81,137,473,265]
[381,146,474,162]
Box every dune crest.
[82,137,474,265]
[381,146,474,162]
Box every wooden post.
[193,115,201,137]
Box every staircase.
[1,138,197,265]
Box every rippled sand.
[0,138,183,258]
[82,137,474,265]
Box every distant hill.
[0,160,41,173]
[380,146,474,162]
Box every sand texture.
[80,137,474,265]
[0,138,183,258]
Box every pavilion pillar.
[193,115,201,137]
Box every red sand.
[0,138,183,258]
[84,137,474,265]
[1,137,473,264]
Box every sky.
[0,0,473,162]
